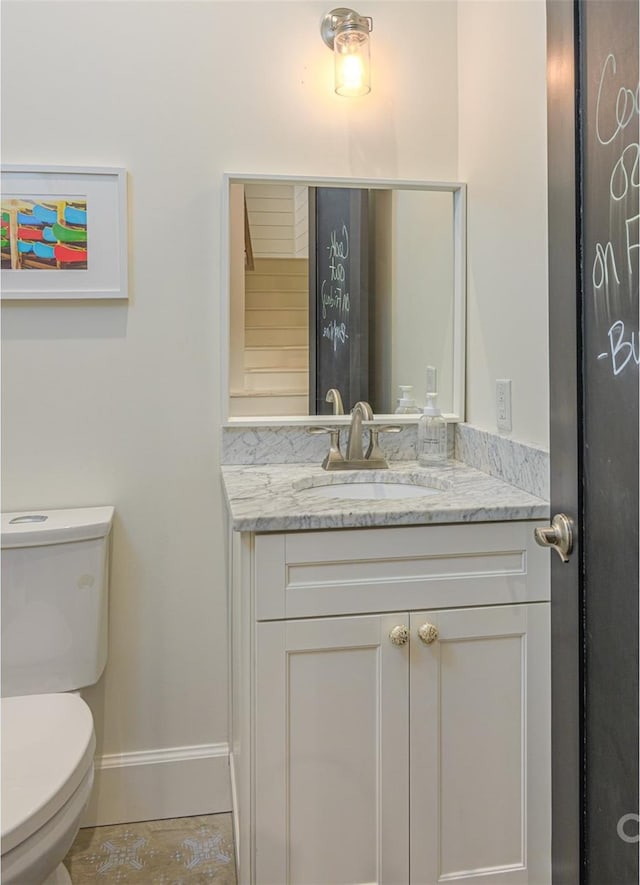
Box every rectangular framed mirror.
[221,174,466,424]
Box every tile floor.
[64,813,237,884]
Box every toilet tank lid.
[1,506,115,549]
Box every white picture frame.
[1,165,128,300]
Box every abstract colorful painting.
[1,197,88,270]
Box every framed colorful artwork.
[1,165,128,300]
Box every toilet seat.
[1,765,94,885]
[1,693,95,855]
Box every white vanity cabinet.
[229,521,551,885]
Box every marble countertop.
[221,460,549,533]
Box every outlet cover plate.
[496,379,512,432]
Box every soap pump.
[395,385,420,414]
[418,367,447,465]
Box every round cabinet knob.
[389,625,409,646]
[418,623,439,645]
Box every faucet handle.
[307,426,344,470]
[365,425,402,462]
[307,425,339,435]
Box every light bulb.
[339,54,365,92]
[334,19,371,96]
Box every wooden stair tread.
[231,388,309,397]
[245,323,306,328]
[244,367,307,374]
[245,345,308,351]
[251,258,308,269]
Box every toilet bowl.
[1,507,114,885]
[1,693,96,885]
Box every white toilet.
[1,506,114,885]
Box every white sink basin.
[293,472,450,501]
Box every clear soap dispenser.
[395,385,420,414]
[418,366,447,465]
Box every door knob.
[389,625,409,646]
[417,623,439,644]
[534,513,574,563]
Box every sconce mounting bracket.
[321,7,372,50]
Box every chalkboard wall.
[309,188,370,414]
[580,1,639,879]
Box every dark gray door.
[547,1,639,881]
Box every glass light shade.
[334,27,370,96]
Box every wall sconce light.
[321,7,373,97]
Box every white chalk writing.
[323,320,349,351]
[320,222,351,352]
[592,240,621,292]
[592,52,639,376]
[321,279,350,319]
[595,53,639,147]
[597,320,640,375]
[610,143,640,201]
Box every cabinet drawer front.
[255,522,549,620]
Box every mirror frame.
[221,173,466,426]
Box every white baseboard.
[82,742,231,827]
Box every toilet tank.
[1,506,114,697]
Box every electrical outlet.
[496,379,512,432]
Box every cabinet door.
[409,604,551,885]
[255,613,410,885]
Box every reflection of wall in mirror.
[372,191,454,412]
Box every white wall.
[458,0,549,447]
[392,190,455,411]
[1,0,460,823]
